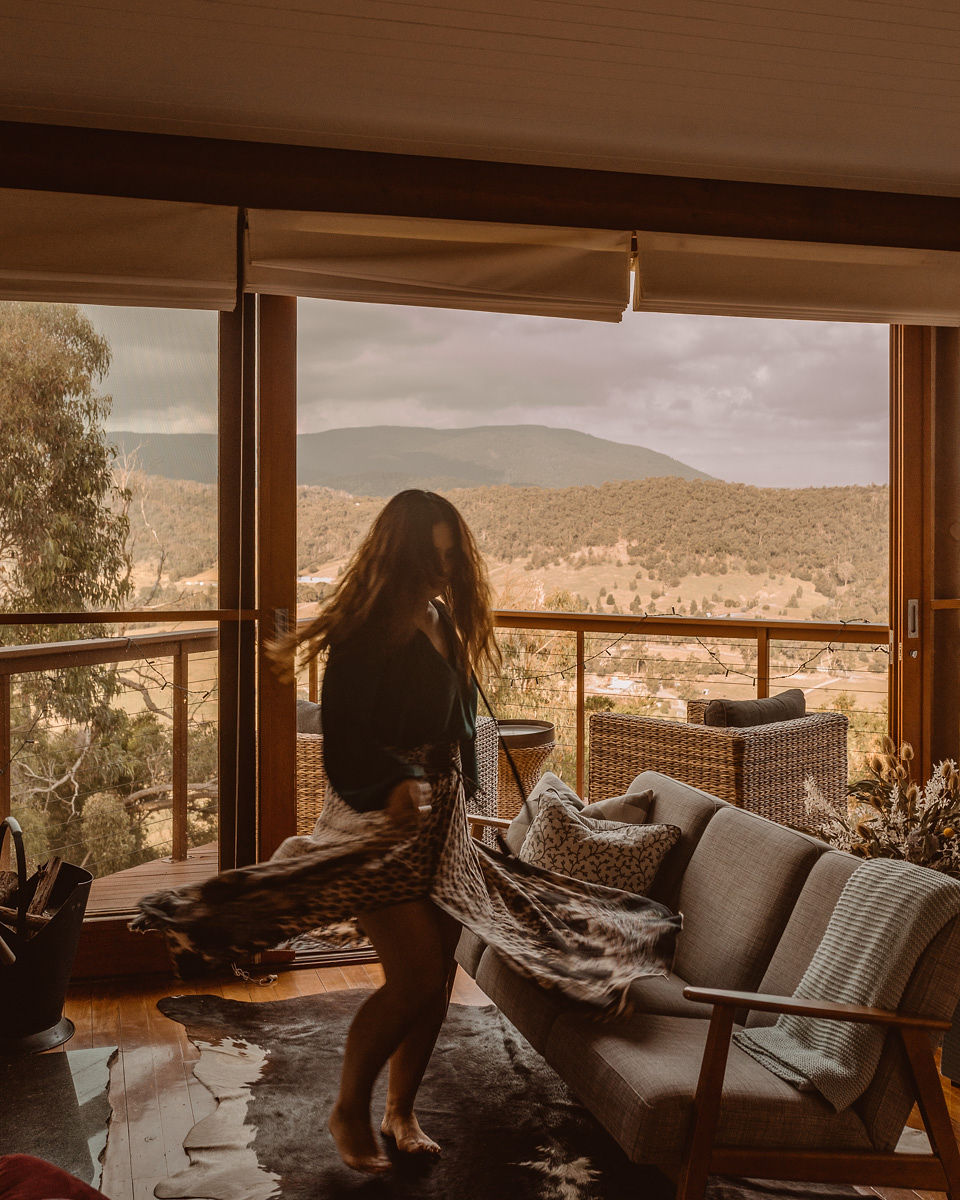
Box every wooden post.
[308,656,319,704]
[576,630,585,797]
[756,626,770,699]
[0,675,10,870]
[257,294,298,861]
[929,329,960,767]
[890,326,930,767]
[218,297,258,869]
[171,646,188,861]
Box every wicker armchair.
[295,732,327,835]
[294,714,500,836]
[587,702,848,828]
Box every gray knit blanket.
[734,858,960,1112]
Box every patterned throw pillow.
[518,790,680,895]
[504,771,584,854]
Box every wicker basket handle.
[0,815,28,943]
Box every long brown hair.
[276,490,499,679]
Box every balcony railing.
[1,612,889,897]
[487,612,889,794]
[0,628,217,874]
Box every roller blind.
[246,211,632,322]
[634,232,960,325]
[0,189,238,309]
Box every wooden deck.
[86,843,219,917]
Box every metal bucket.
[0,817,93,1056]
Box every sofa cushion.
[703,688,805,728]
[475,949,568,1054]
[581,789,653,823]
[543,1010,872,1165]
[518,792,680,895]
[674,806,824,992]
[627,972,717,1020]
[503,771,583,854]
[296,698,322,734]
[635,772,727,908]
[746,850,859,1029]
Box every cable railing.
[0,628,217,878]
[487,613,889,793]
[307,611,891,795]
[1,612,889,891]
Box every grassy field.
[489,558,855,623]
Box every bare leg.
[381,905,462,1154]
[328,900,449,1174]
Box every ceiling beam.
[3,120,960,251]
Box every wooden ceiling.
[2,0,960,198]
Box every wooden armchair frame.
[466,813,511,841]
[678,986,960,1200]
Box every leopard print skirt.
[132,745,681,1011]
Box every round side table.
[496,720,556,820]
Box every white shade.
[0,189,238,309]
[246,211,632,322]
[634,232,960,325]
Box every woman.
[133,490,680,1175]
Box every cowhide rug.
[155,989,863,1200]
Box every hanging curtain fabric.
[0,188,238,309]
[633,231,960,325]
[245,211,632,322]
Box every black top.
[321,604,478,812]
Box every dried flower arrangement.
[804,736,960,878]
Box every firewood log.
[26,856,62,917]
[0,904,50,932]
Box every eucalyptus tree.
[0,302,132,860]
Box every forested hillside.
[127,474,888,621]
[109,425,711,492]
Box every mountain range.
[107,425,711,493]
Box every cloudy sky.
[85,300,888,488]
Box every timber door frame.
[890,325,960,776]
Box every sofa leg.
[676,1006,735,1200]
[900,1027,960,1200]
[676,1154,710,1200]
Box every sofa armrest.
[465,812,512,841]
[682,985,949,1030]
[676,985,958,1200]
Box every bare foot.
[328,1105,391,1174]
[380,1111,442,1156]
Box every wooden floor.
[40,967,960,1200]
[86,844,219,917]
[56,963,490,1200]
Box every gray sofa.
[457,770,960,1199]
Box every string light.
[507,634,629,683]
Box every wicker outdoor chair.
[587,701,848,828]
[294,714,500,836]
